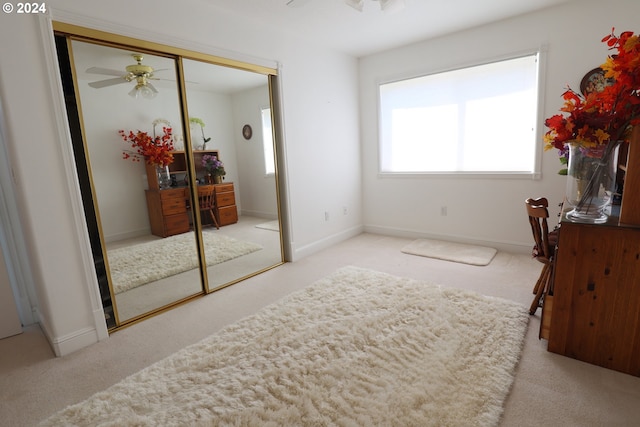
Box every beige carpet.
[402,238,498,266]
[107,232,262,294]
[40,266,528,426]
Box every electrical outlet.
[343,206,348,215]
[441,206,448,216]
[324,211,330,221]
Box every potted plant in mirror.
[118,126,175,189]
[190,117,211,150]
[201,154,225,184]
[544,28,640,223]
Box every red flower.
[118,127,174,167]
[544,28,640,154]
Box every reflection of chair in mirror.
[197,185,219,229]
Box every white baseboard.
[104,228,149,244]
[240,209,278,220]
[291,225,363,261]
[36,308,100,357]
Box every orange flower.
[118,127,174,167]
[544,28,640,155]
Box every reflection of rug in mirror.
[107,232,262,294]
[41,266,528,426]
[255,220,279,231]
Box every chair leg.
[532,263,549,295]
[530,263,551,315]
[209,209,220,229]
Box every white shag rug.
[40,266,528,427]
[255,220,279,231]
[107,232,262,294]
[402,238,498,266]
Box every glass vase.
[565,143,619,223]
[156,165,171,189]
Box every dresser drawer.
[216,205,238,226]
[161,197,187,215]
[215,191,235,207]
[159,188,185,200]
[214,183,234,193]
[164,213,190,235]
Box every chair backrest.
[197,185,215,210]
[525,197,551,261]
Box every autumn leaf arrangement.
[118,126,175,167]
[544,28,640,174]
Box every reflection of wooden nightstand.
[213,183,238,226]
[145,188,190,237]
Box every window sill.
[377,171,541,180]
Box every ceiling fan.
[87,54,162,99]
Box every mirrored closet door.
[54,23,284,330]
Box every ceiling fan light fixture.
[129,83,156,99]
[345,0,364,12]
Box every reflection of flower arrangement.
[201,154,226,176]
[118,127,174,167]
[189,117,211,146]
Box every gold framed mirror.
[53,23,284,330]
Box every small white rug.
[255,220,279,231]
[107,232,262,294]
[41,266,528,427]
[402,238,498,266]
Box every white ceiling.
[203,0,572,57]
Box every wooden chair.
[197,185,219,230]
[526,197,556,315]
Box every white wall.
[232,85,278,219]
[359,0,640,253]
[0,0,361,354]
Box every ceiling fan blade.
[86,66,125,77]
[88,77,127,88]
[146,82,159,93]
[286,0,312,7]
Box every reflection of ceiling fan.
[287,0,405,12]
[87,54,162,99]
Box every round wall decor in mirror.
[242,124,252,140]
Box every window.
[378,53,541,176]
[261,107,275,175]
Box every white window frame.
[377,48,546,179]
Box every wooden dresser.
[213,183,238,226]
[145,188,190,237]
[547,211,640,376]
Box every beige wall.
[0,245,22,339]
